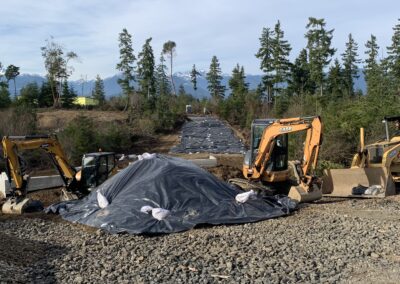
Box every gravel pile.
[170,116,246,154]
[2,197,400,283]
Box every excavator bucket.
[322,167,396,198]
[2,198,43,214]
[288,184,322,203]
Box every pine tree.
[305,17,336,96]
[155,54,171,97]
[0,85,11,108]
[19,82,40,107]
[178,84,186,96]
[341,34,360,97]
[137,37,156,103]
[364,34,381,96]
[61,81,77,108]
[206,56,225,103]
[229,64,248,97]
[162,41,177,95]
[272,20,292,94]
[326,59,345,99]
[386,19,400,92]
[116,28,136,109]
[39,81,54,107]
[155,54,172,127]
[190,64,200,91]
[256,27,275,104]
[92,75,105,105]
[5,64,20,98]
[287,49,314,96]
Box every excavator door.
[80,152,116,190]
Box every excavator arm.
[2,135,78,197]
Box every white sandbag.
[151,208,171,220]
[140,205,154,214]
[97,191,109,209]
[140,206,170,220]
[235,190,256,203]
[138,153,156,161]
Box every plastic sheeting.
[170,116,246,154]
[46,155,296,234]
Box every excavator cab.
[80,152,116,190]
[244,119,289,182]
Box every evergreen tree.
[39,81,54,107]
[137,37,156,103]
[0,62,11,108]
[19,82,40,107]
[305,17,336,96]
[190,64,200,91]
[341,34,360,96]
[61,81,77,108]
[326,59,345,100]
[92,75,105,105]
[155,54,171,97]
[386,19,400,92]
[256,27,275,104]
[287,49,314,96]
[206,56,225,103]
[0,84,11,108]
[229,64,248,97]
[364,34,381,97]
[162,41,177,95]
[272,20,292,94]
[227,64,249,126]
[5,64,20,98]
[178,84,186,96]
[116,28,136,109]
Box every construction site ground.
[1,112,400,283]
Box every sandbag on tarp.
[46,155,296,234]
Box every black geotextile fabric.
[170,116,246,154]
[46,155,296,234]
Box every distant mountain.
[8,70,367,99]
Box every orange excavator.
[230,116,323,203]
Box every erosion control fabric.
[47,155,295,234]
[170,116,246,154]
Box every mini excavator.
[230,116,323,203]
[1,135,116,214]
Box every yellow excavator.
[1,135,116,214]
[230,116,323,203]
[322,116,400,198]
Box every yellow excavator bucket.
[322,167,396,198]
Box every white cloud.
[0,0,399,79]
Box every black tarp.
[170,116,246,154]
[47,155,295,234]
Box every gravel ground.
[1,196,400,283]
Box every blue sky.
[0,0,399,80]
